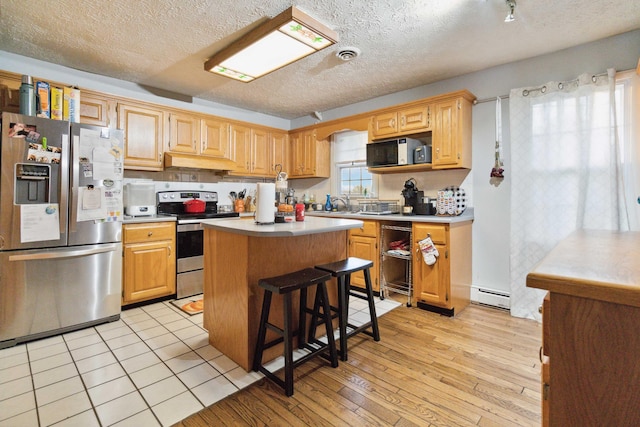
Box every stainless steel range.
[157,191,239,298]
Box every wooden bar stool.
[313,257,381,361]
[252,268,338,397]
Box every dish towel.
[418,236,439,265]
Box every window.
[338,161,373,197]
[332,130,376,198]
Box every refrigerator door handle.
[8,243,119,262]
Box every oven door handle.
[177,223,204,232]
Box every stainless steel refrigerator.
[0,112,124,348]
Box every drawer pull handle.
[148,232,153,237]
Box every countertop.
[201,215,363,237]
[306,207,474,224]
[526,229,640,307]
[122,215,176,224]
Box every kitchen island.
[201,216,363,371]
[527,230,640,426]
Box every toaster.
[414,146,431,164]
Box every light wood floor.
[174,303,542,427]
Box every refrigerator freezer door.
[0,242,122,348]
[0,113,70,250]
[68,124,124,246]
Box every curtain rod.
[473,95,509,105]
[472,67,635,106]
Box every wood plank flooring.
[174,303,542,427]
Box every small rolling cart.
[379,222,412,306]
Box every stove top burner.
[156,190,239,222]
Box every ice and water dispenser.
[14,163,51,204]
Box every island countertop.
[527,229,640,307]
[201,216,363,237]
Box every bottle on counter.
[325,194,332,211]
[19,75,36,116]
[295,203,305,221]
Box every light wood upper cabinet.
[370,103,431,140]
[117,102,164,171]
[250,127,270,176]
[0,73,21,114]
[229,124,272,177]
[201,117,231,158]
[432,95,472,169]
[229,123,251,175]
[168,111,199,154]
[269,130,289,176]
[290,129,330,178]
[79,92,115,127]
[370,111,399,138]
[402,104,432,132]
[122,222,176,305]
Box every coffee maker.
[401,178,423,215]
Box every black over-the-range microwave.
[366,137,428,168]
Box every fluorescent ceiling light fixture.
[204,6,338,82]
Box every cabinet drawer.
[349,220,378,237]
[124,222,175,243]
[414,224,447,244]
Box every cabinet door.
[123,240,175,304]
[230,123,251,174]
[300,130,317,176]
[168,112,198,154]
[413,242,449,306]
[79,92,113,127]
[251,127,270,175]
[413,224,450,307]
[433,98,460,168]
[348,234,379,292]
[201,117,230,158]
[0,74,21,114]
[117,102,164,170]
[400,105,431,132]
[290,131,304,176]
[270,131,288,177]
[370,111,399,139]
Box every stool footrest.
[346,322,380,341]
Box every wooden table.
[201,216,363,371]
[527,230,640,426]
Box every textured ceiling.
[1,0,639,120]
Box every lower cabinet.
[122,222,176,305]
[412,222,472,315]
[347,220,379,292]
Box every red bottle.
[295,203,305,221]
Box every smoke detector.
[336,46,361,61]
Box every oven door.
[176,222,203,298]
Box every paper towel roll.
[255,183,276,224]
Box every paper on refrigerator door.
[79,128,123,181]
[77,186,108,222]
[20,204,61,243]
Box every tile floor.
[0,294,400,427]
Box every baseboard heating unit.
[471,287,510,310]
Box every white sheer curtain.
[509,69,629,321]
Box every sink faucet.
[330,195,350,211]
